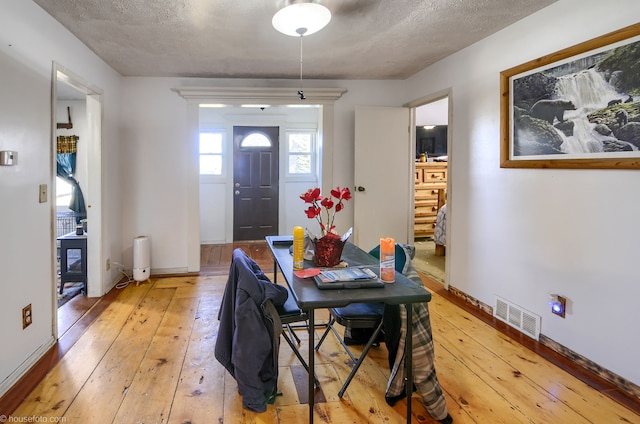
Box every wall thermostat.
[0,151,17,166]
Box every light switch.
[39,184,47,203]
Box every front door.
[233,126,279,241]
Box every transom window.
[199,131,224,175]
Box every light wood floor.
[7,242,640,423]
[412,238,445,284]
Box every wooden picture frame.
[500,23,640,169]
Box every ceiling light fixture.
[272,1,331,100]
[272,2,331,37]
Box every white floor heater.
[133,236,150,282]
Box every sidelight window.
[286,130,315,176]
[199,131,224,176]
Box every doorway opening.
[411,96,449,285]
[53,63,103,335]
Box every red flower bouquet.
[300,186,351,237]
[300,186,352,266]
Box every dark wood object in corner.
[57,106,73,129]
[414,162,447,238]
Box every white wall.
[404,0,640,385]
[120,78,191,273]
[0,0,123,396]
[119,77,406,271]
[0,43,55,395]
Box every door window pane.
[200,155,222,175]
[241,132,271,147]
[289,133,311,152]
[288,155,311,174]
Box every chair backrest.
[215,248,289,412]
[368,243,411,273]
[231,248,302,320]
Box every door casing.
[52,62,104,316]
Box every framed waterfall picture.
[500,23,640,169]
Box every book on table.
[313,267,385,290]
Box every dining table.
[266,235,432,424]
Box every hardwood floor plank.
[172,274,227,299]
[427,292,639,423]
[432,320,590,423]
[6,243,639,424]
[63,287,175,423]
[222,372,279,423]
[432,346,532,424]
[277,366,304,406]
[112,296,199,423]
[12,284,152,418]
[57,293,100,336]
[168,296,226,424]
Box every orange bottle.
[380,237,395,282]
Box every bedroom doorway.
[411,95,449,285]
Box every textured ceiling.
[34,0,556,80]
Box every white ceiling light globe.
[272,3,332,37]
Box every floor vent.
[494,296,540,340]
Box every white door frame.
[52,62,104,312]
[404,88,452,288]
[173,86,347,272]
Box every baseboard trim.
[0,342,59,416]
[0,281,123,416]
[0,336,55,399]
[419,275,640,414]
[539,334,640,401]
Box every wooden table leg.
[308,308,315,423]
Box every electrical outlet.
[22,304,32,329]
[106,258,111,271]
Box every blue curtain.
[56,136,86,223]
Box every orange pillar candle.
[293,226,305,270]
[380,237,395,283]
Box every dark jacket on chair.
[214,248,289,412]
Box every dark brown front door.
[233,126,279,241]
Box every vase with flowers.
[300,186,352,267]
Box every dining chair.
[314,243,412,397]
[314,301,385,397]
[235,248,313,378]
[215,248,289,411]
